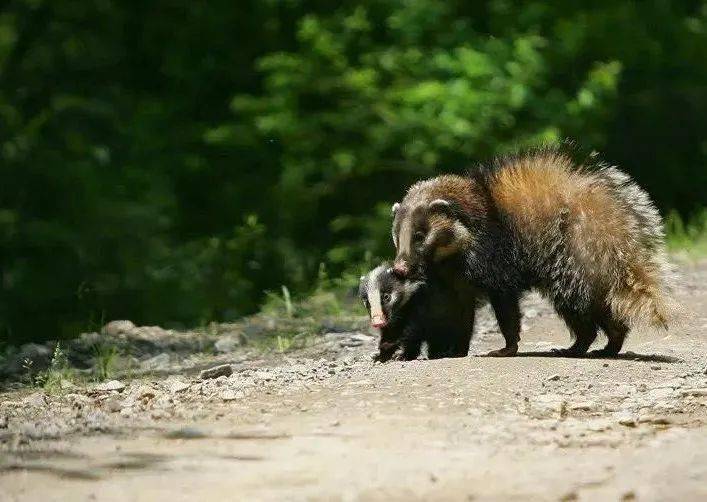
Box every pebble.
[95,380,126,392]
[570,401,596,411]
[547,374,561,381]
[168,380,190,393]
[102,320,136,336]
[339,339,363,347]
[200,364,233,380]
[680,388,707,397]
[349,333,374,342]
[220,390,244,401]
[0,415,7,428]
[638,414,672,425]
[615,412,637,427]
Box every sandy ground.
[1,261,706,501]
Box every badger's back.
[484,149,677,328]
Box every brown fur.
[391,148,678,356]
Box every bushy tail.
[597,166,681,329]
[609,260,680,329]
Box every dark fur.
[360,262,479,361]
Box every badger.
[391,146,678,357]
[359,262,479,362]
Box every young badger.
[391,147,677,357]
[359,262,479,361]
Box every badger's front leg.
[373,341,399,362]
[400,338,422,361]
[395,320,424,361]
[486,293,520,357]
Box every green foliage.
[1,1,705,344]
[33,343,77,393]
[93,342,120,381]
[666,209,707,256]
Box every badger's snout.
[392,260,409,278]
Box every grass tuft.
[665,209,707,257]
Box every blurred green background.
[1,0,706,344]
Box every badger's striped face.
[391,199,471,278]
[359,264,423,330]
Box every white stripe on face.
[398,215,412,258]
[367,268,385,324]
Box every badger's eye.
[382,293,392,303]
[413,231,425,242]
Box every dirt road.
[2,262,706,501]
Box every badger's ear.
[391,202,400,215]
[428,199,452,214]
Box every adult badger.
[391,146,678,357]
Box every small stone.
[95,380,126,392]
[339,339,363,347]
[638,415,671,425]
[23,392,47,407]
[200,364,233,380]
[680,388,707,397]
[650,365,661,370]
[570,401,596,411]
[349,333,374,342]
[102,320,135,336]
[615,412,636,427]
[168,380,190,393]
[0,415,8,428]
[220,390,244,401]
[547,374,561,381]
